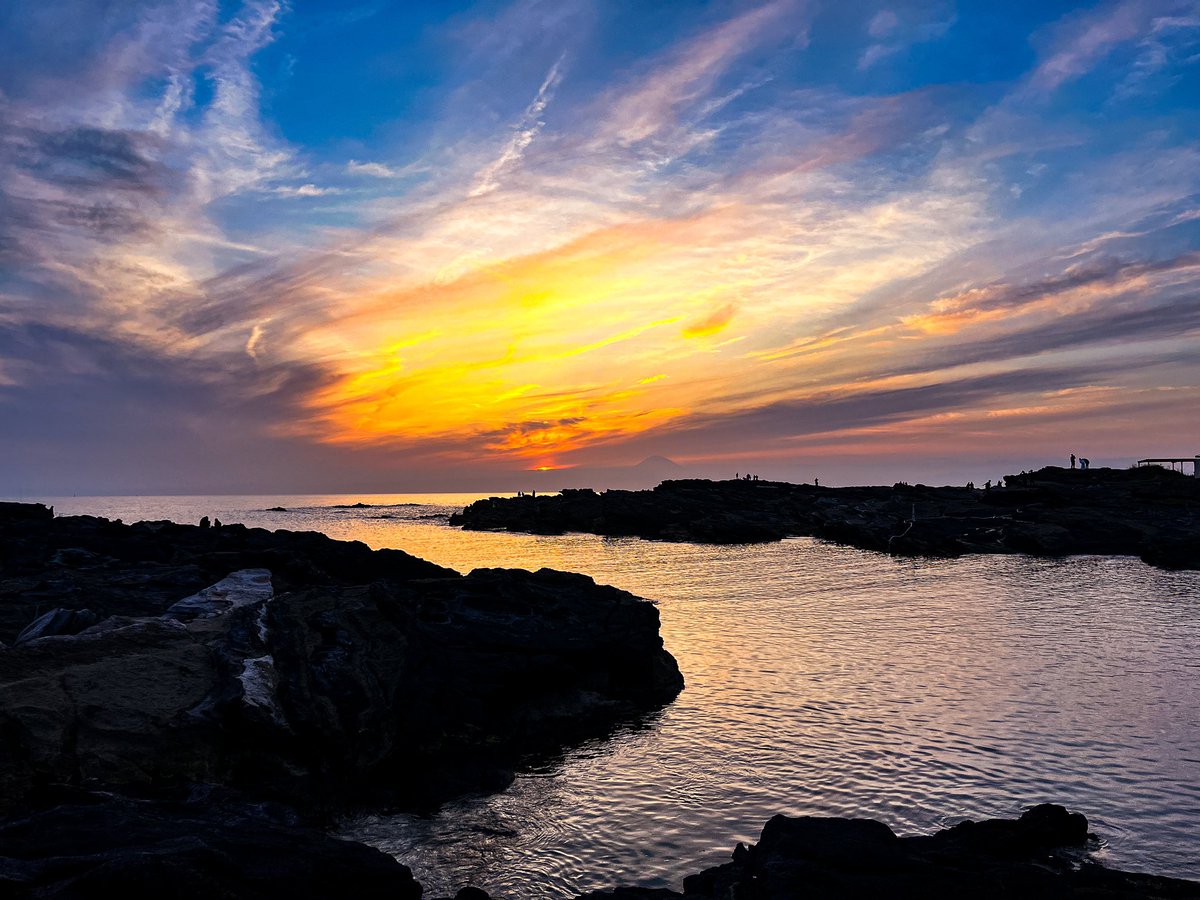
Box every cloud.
[858,9,953,71]
[858,43,899,71]
[609,362,1129,463]
[2,0,1198,491]
[1113,10,1200,98]
[595,0,802,147]
[1022,0,1158,96]
[272,182,341,197]
[245,322,266,359]
[469,53,566,197]
[869,10,900,38]
[682,302,736,338]
[0,0,293,325]
[346,159,428,179]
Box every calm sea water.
[25,494,1200,895]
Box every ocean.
[25,493,1200,897]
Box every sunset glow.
[1,1,1198,492]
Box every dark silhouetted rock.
[1141,536,1200,570]
[0,504,682,816]
[580,805,1200,899]
[0,502,53,522]
[0,787,422,900]
[451,467,1200,570]
[14,606,99,643]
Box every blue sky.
[1,1,1198,493]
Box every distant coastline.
[452,465,1200,571]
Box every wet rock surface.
[451,467,1200,570]
[578,805,1200,899]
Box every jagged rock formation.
[451,466,1200,570]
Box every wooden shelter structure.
[1135,457,1200,477]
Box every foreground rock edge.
[4,798,1197,899]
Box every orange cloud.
[682,302,736,338]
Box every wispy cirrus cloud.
[1020,0,1200,97]
[469,53,567,197]
[1,0,1198,492]
[858,7,954,71]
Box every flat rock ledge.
[450,466,1200,570]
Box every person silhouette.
[1070,453,1076,469]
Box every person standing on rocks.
[1070,453,1076,469]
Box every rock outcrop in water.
[577,804,1200,899]
[450,466,1200,570]
[0,503,683,816]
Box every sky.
[1,0,1198,494]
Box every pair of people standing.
[1070,454,1090,470]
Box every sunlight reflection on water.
[38,494,1200,897]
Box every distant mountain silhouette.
[634,455,683,471]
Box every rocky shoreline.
[0,502,683,815]
[0,502,681,896]
[6,792,1197,898]
[451,465,1200,570]
[2,500,1197,897]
